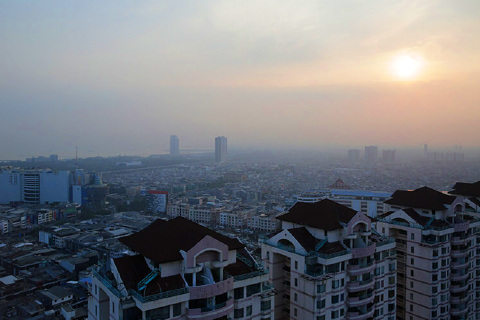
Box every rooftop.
[277,199,358,231]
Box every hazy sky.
[1,0,479,159]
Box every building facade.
[376,186,480,320]
[89,217,274,320]
[170,135,180,156]
[215,136,227,163]
[262,199,397,320]
[0,169,70,205]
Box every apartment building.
[329,190,391,218]
[248,213,279,233]
[89,217,274,320]
[376,186,480,320]
[262,199,396,320]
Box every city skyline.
[1,1,480,159]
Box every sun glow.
[391,54,423,80]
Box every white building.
[0,169,70,205]
[89,217,274,320]
[215,136,227,163]
[262,199,397,320]
[329,190,392,218]
[248,213,279,233]
[377,186,480,320]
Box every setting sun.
[391,54,423,80]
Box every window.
[295,261,298,270]
[441,259,447,267]
[410,281,414,288]
[411,246,414,254]
[433,250,438,257]
[432,298,437,305]
[410,304,414,312]
[246,306,252,316]
[261,300,271,311]
[432,274,438,281]
[410,293,413,299]
[294,278,298,287]
[432,262,438,269]
[95,285,97,295]
[173,303,181,317]
[317,299,326,309]
[441,271,447,279]
[294,308,297,316]
[332,295,339,304]
[234,288,244,299]
[411,258,414,265]
[234,308,244,319]
[331,310,339,319]
[294,293,298,302]
[411,270,414,277]
[266,251,270,260]
[332,280,340,289]
[95,306,97,316]
[317,284,326,293]
[411,233,415,240]
[317,316,326,320]
[112,302,114,313]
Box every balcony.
[451,294,469,304]
[451,249,469,258]
[92,270,124,298]
[189,277,234,300]
[347,261,375,276]
[233,269,268,282]
[347,292,374,307]
[351,244,376,259]
[451,260,469,270]
[130,287,189,303]
[451,271,469,282]
[346,307,374,320]
[186,297,234,319]
[451,305,468,317]
[347,278,374,292]
[451,281,469,293]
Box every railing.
[376,238,396,247]
[305,269,324,277]
[201,301,227,312]
[233,270,267,281]
[129,287,189,303]
[315,249,351,260]
[92,270,124,298]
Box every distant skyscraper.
[383,149,396,163]
[348,149,360,163]
[170,135,179,155]
[365,145,378,165]
[215,136,227,163]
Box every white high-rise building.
[262,199,397,320]
[377,186,480,320]
[170,135,180,156]
[215,136,227,163]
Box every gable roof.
[288,227,317,252]
[385,186,455,211]
[277,199,358,230]
[119,217,244,264]
[449,181,480,197]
